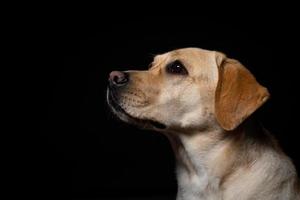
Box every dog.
[107,48,299,200]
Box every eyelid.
[168,60,182,66]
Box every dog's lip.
[108,89,166,129]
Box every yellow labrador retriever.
[107,48,299,200]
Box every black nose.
[109,71,129,87]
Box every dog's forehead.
[154,48,219,76]
[156,48,217,66]
[170,48,214,59]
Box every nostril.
[117,74,128,84]
[113,76,119,84]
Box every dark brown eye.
[166,60,188,75]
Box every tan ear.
[215,58,270,131]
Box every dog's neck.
[166,127,226,200]
[165,119,275,200]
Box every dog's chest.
[176,165,222,200]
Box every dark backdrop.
[30,13,299,200]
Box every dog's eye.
[166,60,188,75]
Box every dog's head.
[107,48,269,133]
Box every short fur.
[107,48,299,200]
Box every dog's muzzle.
[107,71,166,130]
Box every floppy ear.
[215,57,270,131]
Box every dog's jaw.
[107,89,166,130]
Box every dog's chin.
[107,89,166,130]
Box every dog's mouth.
[107,89,166,130]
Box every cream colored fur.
[107,48,300,200]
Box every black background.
[24,8,299,200]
